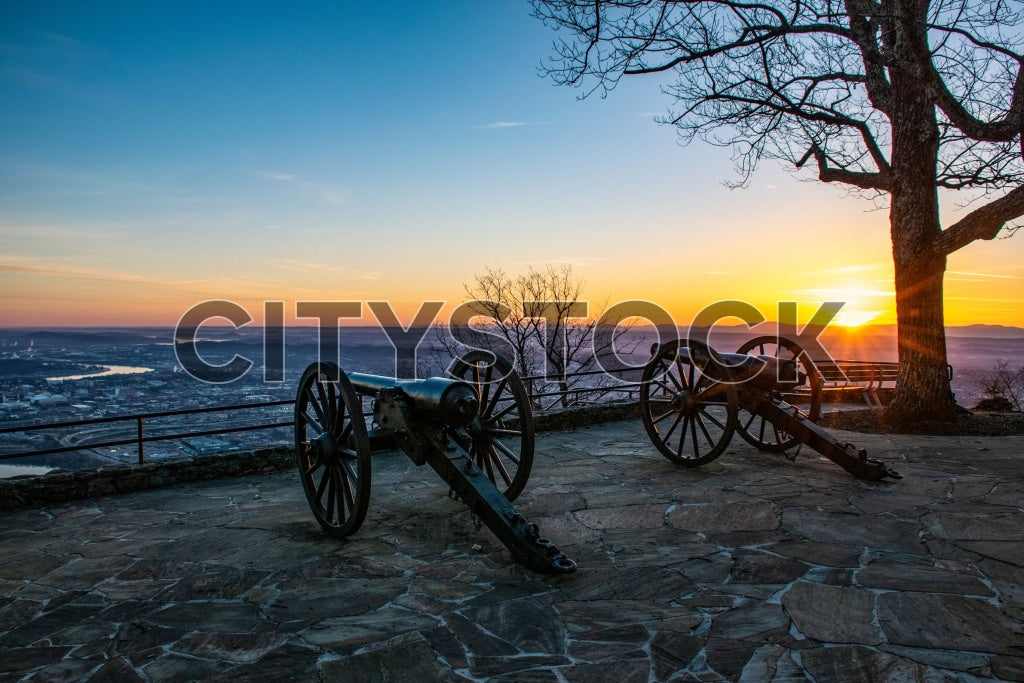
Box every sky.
[2,1,1023,330]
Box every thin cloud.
[946,296,1024,303]
[947,271,1016,279]
[272,260,379,282]
[0,256,279,294]
[480,121,529,129]
[253,170,296,182]
[272,258,344,275]
[519,257,608,269]
[791,287,893,298]
[804,264,884,277]
[252,171,344,206]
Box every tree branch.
[933,184,1024,255]
[797,143,889,190]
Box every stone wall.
[0,401,641,510]
[0,447,293,511]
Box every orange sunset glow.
[1,5,1022,333]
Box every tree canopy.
[533,0,1024,421]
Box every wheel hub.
[672,391,699,413]
[309,431,337,464]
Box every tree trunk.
[884,17,959,423]
[887,251,958,422]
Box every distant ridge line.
[0,323,1022,339]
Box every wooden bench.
[811,360,900,408]
[807,360,953,409]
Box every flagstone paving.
[1,418,1023,681]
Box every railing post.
[137,417,145,464]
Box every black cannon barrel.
[348,373,479,427]
[672,348,803,390]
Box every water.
[0,463,52,478]
[46,364,154,382]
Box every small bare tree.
[974,359,1024,412]
[437,264,642,408]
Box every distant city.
[1,324,1022,477]
[0,326,419,476]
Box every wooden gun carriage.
[640,337,902,481]
[293,352,577,575]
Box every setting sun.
[832,308,885,328]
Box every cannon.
[639,337,902,481]
[294,351,577,574]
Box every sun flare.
[832,308,884,328]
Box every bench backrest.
[812,360,900,386]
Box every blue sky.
[2,1,1022,327]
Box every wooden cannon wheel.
[446,351,535,501]
[639,338,739,466]
[733,336,823,452]
[294,361,372,538]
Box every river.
[46,365,154,382]
[0,463,52,478]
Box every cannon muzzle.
[349,374,479,427]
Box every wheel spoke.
[756,417,768,443]
[695,412,716,446]
[487,401,518,423]
[663,361,683,391]
[322,379,337,436]
[678,413,691,456]
[690,413,701,458]
[325,465,337,523]
[490,437,521,466]
[304,386,328,429]
[484,376,509,417]
[315,377,330,426]
[479,443,496,482]
[314,464,329,499]
[692,379,725,404]
[301,409,324,434]
[477,362,493,412]
[662,410,685,442]
[649,379,675,397]
[328,382,343,436]
[484,443,515,486]
[338,463,355,519]
[651,406,676,425]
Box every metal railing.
[0,366,646,470]
[0,400,294,465]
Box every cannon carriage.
[293,351,576,575]
[639,337,901,481]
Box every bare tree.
[974,359,1024,412]
[438,264,642,408]
[532,0,1024,423]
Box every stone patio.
[1,418,1022,681]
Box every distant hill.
[700,323,1024,339]
[942,324,1024,339]
[0,329,165,347]
[0,322,1022,346]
